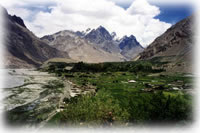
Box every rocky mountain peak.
[96,25,112,40]
[85,25,112,44]
[97,25,105,30]
[121,35,136,40]
[129,35,136,40]
[119,35,142,50]
[9,15,26,28]
[118,35,143,60]
[1,6,26,28]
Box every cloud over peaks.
[0,0,172,47]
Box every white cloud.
[0,0,173,47]
[127,0,160,17]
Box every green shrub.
[128,91,192,123]
[50,90,130,126]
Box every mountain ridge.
[41,30,126,63]
[41,26,144,61]
[137,15,194,73]
[2,7,70,68]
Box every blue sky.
[154,4,193,24]
[116,2,193,24]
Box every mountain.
[41,26,144,62]
[84,26,144,59]
[41,30,125,63]
[85,26,113,44]
[84,26,120,54]
[2,7,69,68]
[118,35,144,60]
[137,16,194,73]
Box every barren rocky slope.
[2,8,69,68]
[137,16,194,73]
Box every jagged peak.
[119,34,142,50]
[97,25,105,30]
[96,25,110,33]
[9,15,27,28]
[129,35,136,39]
[84,25,112,42]
[1,6,26,28]
[121,35,136,40]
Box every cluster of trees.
[44,61,164,74]
[127,91,192,123]
[69,61,163,73]
[48,90,192,126]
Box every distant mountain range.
[41,29,125,63]
[41,25,144,62]
[136,16,194,73]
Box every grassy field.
[42,61,193,126]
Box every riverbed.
[1,69,96,128]
[1,69,72,127]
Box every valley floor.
[1,61,194,128]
